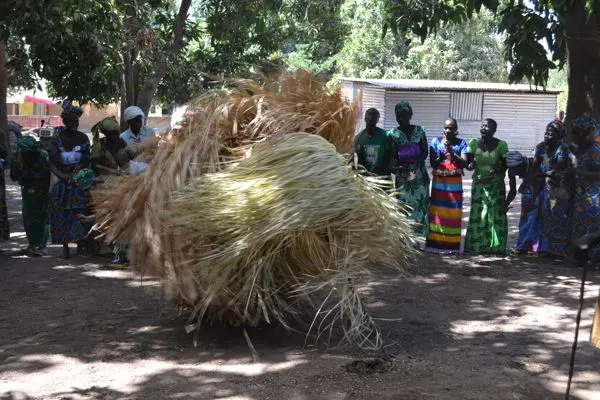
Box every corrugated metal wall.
[384,91,450,138]
[341,81,354,102]
[450,92,483,121]
[354,84,386,133]
[482,93,557,154]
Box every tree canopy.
[339,0,506,82]
[382,0,600,121]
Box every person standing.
[464,118,509,254]
[10,136,51,256]
[570,116,600,263]
[505,151,547,256]
[424,118,468,254]
[48,104,93,258]
[353,108,393,176]
[388,102,430,237]
[0,128,9,244]
[120,106,156,147]
[91,116,130,175]
[535,120,570,257]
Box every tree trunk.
[565,3,600,126]
[0,41,9,156]
[135,0,193,117]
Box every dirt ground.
[1,172,599,400]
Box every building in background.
[341,78,561,153]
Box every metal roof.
[340,77,561,94]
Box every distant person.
[556,110,565,123]
[0,129,10,245]
[48,103,93,258]
[464,118,509,254]
[91,117,130,175]
[120,106,156,147]
[535,120,570,257]
[388,101,430,237]
[41,119,46,128]
[504,151,547,256]
[10,136,51,256]
[570,116,600,264]
[352,108,393,176]
[424,118,467,254]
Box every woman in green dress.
[388,102,430,236]
[464,118,509,254]
[10,136,51,256]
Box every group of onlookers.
[0,102,155,261]
[354,103,600,262]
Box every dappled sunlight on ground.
[1,172,599,399]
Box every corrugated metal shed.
[384,91,450,135]
[341,78,560,153]
[340,78,561,94]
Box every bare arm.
[504,170,518,209]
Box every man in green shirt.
[353,108,393,176]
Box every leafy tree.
[382,0,600,122]
[0,0,123,148]
[338,0,506,82]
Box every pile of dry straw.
[91,71,416,349]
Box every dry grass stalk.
[168,134,417,348]
[90,71,415,348]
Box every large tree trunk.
[565,2,600,126]
[0,41,9,157]
[135,0,192,117]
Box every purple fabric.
[397,143,422,163]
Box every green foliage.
[383,0,571,87]
[548,67,568,111]
[339,0,506,82]
[1,0,123,104]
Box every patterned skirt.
[571,179,600,263]
[539,182,570,256]
[425,174,462,254]
[514,189,547,253]
[395,164,430,237]
[49,179,91,244]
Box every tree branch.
[136,0,193,114]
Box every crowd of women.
[0,99,598,264]
[0,102,155,261]
[353,102,600,262]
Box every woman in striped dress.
[425,118,468,254]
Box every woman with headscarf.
[388,101,430,237]
[464,118,509,254]
[48,103,93,258]
[535,120,570,257]
[570,116,600,263]
[10,136,51,256]
[91,116,130,175]
[120,106,156,147]
[505,151,547,256]
[424,118,468,254]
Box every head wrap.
[572,116,600,138]
[60,99,83,120]
[91,116,120,136]
[395,101,413,116]
[124,106,145,123]
[17,136,39,152]
[547,120,565,138]
[8,121,22,136]
[506,151,526,168]
[74,168,96,191]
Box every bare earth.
[1,172,599,400]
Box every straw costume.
[90,71,417,349]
